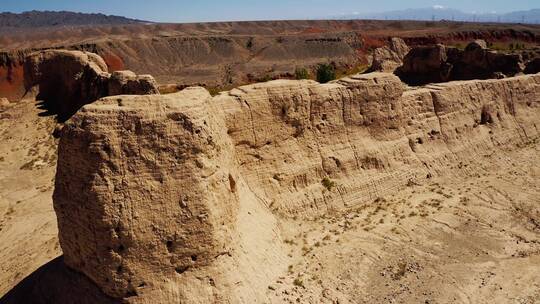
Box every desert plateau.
[0,3,539,304]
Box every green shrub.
[316,63,336,83]
[294,67,310,80]
[259,74,273,82]
[321,177,336,191]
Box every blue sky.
[1,0,538,22]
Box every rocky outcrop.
[52,71,540,303]
[24,50,159,121]
[396,40,525,85]
[369,37,410,72]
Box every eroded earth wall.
[53,72,540,302]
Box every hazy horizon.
[2,0,539,23]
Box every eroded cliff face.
[216,73,539,218]
[0,32,364,101]
[4,23,539,102]
[53,72,540,302]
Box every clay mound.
[24,50,159,121]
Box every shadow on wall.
[0,256,119,304]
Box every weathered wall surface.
[53,72,540,302]
[218,73,539,219]
[53,88,286,303]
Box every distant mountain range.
[2,8,540,28]
[336,7,540,24]
[0,11,148,28]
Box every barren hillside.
[2,20,540,101]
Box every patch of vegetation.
[294,67,310,80]
[258,74,273,82]
[392,262,408,280]
[246,37,254,49]
[207,87,222,96]
[288,265,294,274]
[223,64,234,85]
[284,239,296,245]
[509,42,526,50]
[489,41,532,52]
[206,84,238,97]
[5,206,15,216]
[293,277,304,288]
[316,63,336,84]
[336,63,369,79]
[19,159,36,170]
[374,197,386,203]
[321,177,336,191]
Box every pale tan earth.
[0,100,60,295]
[1,68,540,302]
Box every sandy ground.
[272,139,540,303]
[0,100,539,303]
[0,100,60,296]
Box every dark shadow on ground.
[36,99,58,119]
[0,256,119,304]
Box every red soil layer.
[0,64,24,101]
[0,52,125,100]
[101,52,125,71]
[302,27,326,34]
